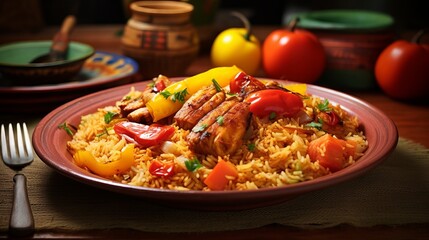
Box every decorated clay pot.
[121,1,199,79]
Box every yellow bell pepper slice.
[73,144,135,177]
[284,83,307,95]
[146,66,242,122]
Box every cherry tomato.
[245,89,303,118]
[262,18,326,83]
[230,71,265,94]
[154,80,166,92]
[114,122,175,148]
[375,30,429,100]
[318,111,340,126]
[149,160,175,177]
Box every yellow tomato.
[211,28,261,76]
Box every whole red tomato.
[375,30,429,100]
[262,18,326,83]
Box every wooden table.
[1,25,428,239]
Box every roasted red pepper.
[229,71,265,94]
[114,122,175,148]
[149,160,175,177]
[245,89,303,118]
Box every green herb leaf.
[212,79,223,92]
[192,124,207,133]
[306,121,323,130]
[317,99,331,112]
[185,158,202,172]
[58,122,74,137]
[216,115,224,125]
[171,88,188,103]
[247,143,256,152]
[104,111,118,124]
[269,112,277,120]
[160,90,172,99]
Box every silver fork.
[1,123,35,237]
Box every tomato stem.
[231,11,252,41]
[411,29,426,44]
[287,17,300,32]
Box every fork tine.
[22,123,33,160]
[16,123,25,159]
[1,124,7,160]
[8,123,17,160]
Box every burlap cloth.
[1,119,428,233]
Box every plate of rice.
[33,67,398,210]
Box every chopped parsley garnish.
[216,115,224,125]
[247,143,256,152]
[161,88,188,103]
[58,122,75,137]
[160,90,172,99]
[192,124,208,133]
[123,95,132,101]
[306,120,323,130]
[317,99,331,112]
[104,111,118,124]
[269,112,277,120]
[212,79,223,92]
[171,88,188,102]
[185,158,202,172]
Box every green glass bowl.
[292,10,395,91]
[0,41,94,86]
[295,9,394,31]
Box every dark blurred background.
[1,0,428,32]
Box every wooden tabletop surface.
[0,25,428,239]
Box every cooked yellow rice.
[67,87,368,191]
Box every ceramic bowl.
[291,10,395,90]
[0,41,94,86]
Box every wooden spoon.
[31,15,76,63]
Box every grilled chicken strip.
[127,107,153,124]
[174,85,225,130]
[187,97,239,146]
[187,100,251,156]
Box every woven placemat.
[1,121,428,232]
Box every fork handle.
[9,174,35,237]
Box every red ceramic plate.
[0,51,138,113]
[33,79,398,210]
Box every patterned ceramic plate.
[33,79,398,210]
[0,51,139,113]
